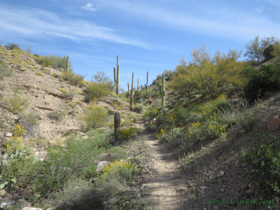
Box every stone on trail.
[267,116,280,131]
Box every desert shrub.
[235,106,259,132]
[240,133,280,195]
[160,127,185,148]
[60,87,76,100]
[84,82,111,101]
[5,43,21,50]
[98,158,138,184]
[107,146,126,161]
[35,55,69,69]
[0,60,13,80]
[107,109,114,115]
[42,68,50,74]
[243,64,280,102]
[47,110,66,121]
[143,107,158,120]
[1,93,28,114]
[3,136,24,155]
[170,46,246,98]
[133,104,143,113]
[121,119,133,127]
[0,153,41,189]
[50,73,60,78]
[34,136,104,196]
[147,124,157,132]
[22,111,40,126]
[79,104,108,131]
[61,70,85,86]
[35,71,44,76]
[119,128,140,141]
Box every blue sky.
[0,0,279,91]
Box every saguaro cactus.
[128,73,134,110]
[148,90,151,102]
[114,111,120,141]
[66,56,69,72]
[160,73,166,107]
[137,78,139,94]
[114,55,120,95]
[146,71,149,98]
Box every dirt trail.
[135,119,186,210]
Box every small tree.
[244,35,277,62]
[5,43,21,50]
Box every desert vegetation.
[1,35,280,209]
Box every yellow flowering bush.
[98,158,138,183]
[35,71,44,76]
[119,128,133,140]
[119,128,140,141]
[13,124,25,136]
[4,124,25,154]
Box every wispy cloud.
[96,0,280,41]
[82,3,97,12]
[0,4,155,49]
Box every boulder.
[267,116,280,131]
[96,161,111,172]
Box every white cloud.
[95,0,280,41]
[0,5,155,49]
[82,3,97,12]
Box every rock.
[200,186,207,190]
[245,189,254,196]
[17,199,31,209]
[216,171,224,177]
[96,161,111,172]
[0,200,15,208]
[120,119,125,125]
[267,116,280,131]
[240,183,249,190]
[5,132,13,137]
[0,189,6,197]
[23,188,33,200]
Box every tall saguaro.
[66,56,70,72]
[114,55,120,95]
[160,73,166,107]
[128,72,134,110]
[146,71,149,98]
[137,78,139,94]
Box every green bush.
[47,110,66,121]
[240,134,280,195]
[84,82,111,101]
[5,43,21,50]
[143,107,158,120]
[61,70,85,86]
[35,55,69,69]
[107,146,126,161]
[1,94,28,114]
[243,64,280,102]
[80,104,108,131]
[147,124,157,132]
[119,128,141,141]
[133,105,143,113]
[0,60,13,80]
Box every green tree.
[244,35,277,62]
[91,71,115,92]
[170,45,247,98]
